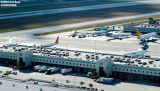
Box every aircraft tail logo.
[55,36,59,44]
[142,44,149,50]
[136,28,142,37]
[106,33,112,37]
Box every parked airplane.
[6,34,17,46]
[93,26,102,31]
[123,44,149,57]
[78,33,87,38]
[35,36,59,48]
[106,32,132,39]
[5,34,34,47]
[69,29,78,37]
[136,29,157,41]
[149,17,159,25]
[91,28,109,37]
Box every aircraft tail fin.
[105,32,112,37]
[142,44,149,50]
[136,28,142,37]
[104,27,109,33]
[149,17,154,24]
[9,34,13,44]
[55,36,59,44]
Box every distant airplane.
[93,26,101,31]
[5,34,32,47]
[91,28,109,37]
[6,34,17,46]
[78,33,87,38]
[69,29,78,37]
[106,32,132,39]
[149,17,159,25]
[36,36,59,48]
[136,29,157,41]
[123,44,149,57]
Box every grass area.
[0,0,141,14]
[34,15,160,36]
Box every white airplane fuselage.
[36,36,59,48]
[92,29,109,37]
[92,31,105,36]
[110,33,132,38]
[70,30,78,37]
[38,43,57,48]
[124,50,147,57]
[138,32,157,40]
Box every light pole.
[66,38,68,50]
[73,74,76,87]
[94,40,96,53]
[156,43,158,58]
[122,40,126,52]
[16,33,17,44]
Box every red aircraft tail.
[55,36,59,44]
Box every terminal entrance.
[19,58,25,69]
[99,67,106,77]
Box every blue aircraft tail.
[142,44,149,50]
[105,32,112,37]
[104,27,109,32]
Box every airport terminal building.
[123,24,160,34]
[0,46,160,82]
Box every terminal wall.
[0,51,18,66]
[112,64,160,81]
[32,55,97,69]
[113,64,160,77]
